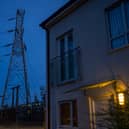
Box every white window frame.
[59,34,70,80]
[57,30,78,84]
[59,100,78,127]
[88,97,96,129]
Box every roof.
[65,79,127,93]
[40,0,87,29]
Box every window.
[59,100,78,127]
[58,31,79,83]
[107,1,129,49]
[50,31,79,86]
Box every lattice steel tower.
[1,9,31,108]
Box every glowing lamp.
[118,93,125,105]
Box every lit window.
[107,1,129,49]
[59,100,78,127]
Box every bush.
[96,92,129,129]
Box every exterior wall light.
[118,92,125,106]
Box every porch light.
[118,93,125,106]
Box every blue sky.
[0,0,68,102]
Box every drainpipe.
[40,23,50,129]
[46,28,50,129]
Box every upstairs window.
[107,1,129,49]
[50,31,80,86]
[57,31,79,83]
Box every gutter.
[41,0,87,29]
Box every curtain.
[125,1,129,29]
[108,5,125,48]
[108,5,124,38]
[111,36,125,49]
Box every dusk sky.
[0,0,68,101]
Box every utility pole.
[11,85,20,108]
[11,87,15,108]
[1,9,30,107]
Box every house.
[40,0,129,129]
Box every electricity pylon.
[1,9,31,108]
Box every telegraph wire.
[8,17,16,21]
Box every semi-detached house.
[40,0,129,129]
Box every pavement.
[0,125,44,129]
[0,121,45,129]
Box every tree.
[97,91,129,129]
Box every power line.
[0,31,11,34]
[8,17,16,21]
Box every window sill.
[58,125,78,129]
[108,43,129,54]
[57,77,79,86]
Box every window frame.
[106,0,129,50]
[59,100,78,127]
[57,30,79,84]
